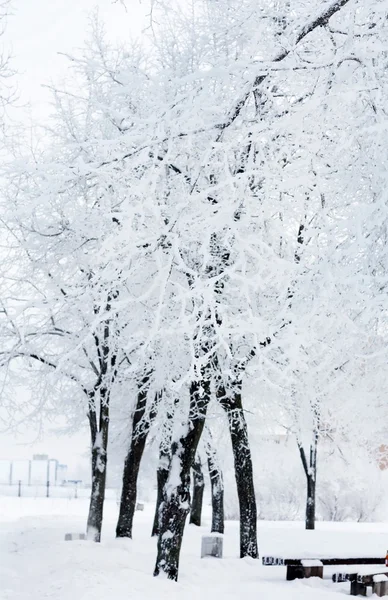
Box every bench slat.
[262,556,384,567]
[333,572,359,583]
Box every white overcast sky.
[6,0,145,117]
[0,0,145,476]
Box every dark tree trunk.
[87,443,107,542]
[218,386,258,558]
[152,399,177,537]
[206,439,224,534]
[86,389,109,542]
[306,473,316,530]
[299,435,318,531]
[189,456,204,526]
[154,379,210,581]
[152,454,170,537]
[116,437,146,538]
[116,380,158,539]
[85,293,117,543]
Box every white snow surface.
[301,560,323,567]
[373,574,388,582]
[2,496,388,599]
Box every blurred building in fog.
[0,454,68,485]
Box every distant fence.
[0,482,118,500]
[0,457,68,487]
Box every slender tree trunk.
[299,436,318,530]
[306,472,316,530]
[85,293,117,542]
[116,380,158,539]
[218,386,258,558]
[189,456,204,526]
[87,442,107,542]
[152,452,170,537]
[154,379,210,581]
[86,389,109,542]
[116,440,145,538]
[152,398,177,537]
[206,438,224,534]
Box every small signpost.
[67,479,82,499]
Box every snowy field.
[2,497,388,599]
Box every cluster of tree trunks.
[83,0,349,559]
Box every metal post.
[46,480,50,498]
[18,480,21,497]
[68,480,82,499]
[9,461,13,486]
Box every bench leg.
[373,581,388,597]
[304,566,323,579]
[350,581,367,596]
[286,565,305,580]
[286,565,323,581]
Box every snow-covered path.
[2,496,388,599]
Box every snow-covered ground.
[2,496,388,599]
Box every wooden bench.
[348,570,388,596]
[262,556,385,581]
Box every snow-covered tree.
[2,0,388,583]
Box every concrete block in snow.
[64,533,86,541]
[201,535,223,558]
[373,575,388,597]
